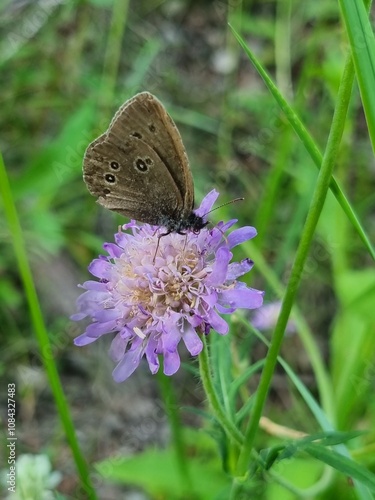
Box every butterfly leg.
[152,230,172,263]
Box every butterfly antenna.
[202,197,244,243]
[202,197,244,218]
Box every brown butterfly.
[83,92,207,234]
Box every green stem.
[242,242,335,424]
[235,47,356,478]
[0,153,97,499]
[198,335,244,445]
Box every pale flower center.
[115,242,210,318]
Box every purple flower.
[71,190,264,382]
[252,301,296,334]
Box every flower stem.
[199,334,244,445]
[235,52,356,478]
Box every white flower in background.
[2,454,62,500]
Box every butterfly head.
[160,211,208,235]
[183,212,209,234]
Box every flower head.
[2,454,61,500]
[72,190,264,382]
[252,301,296,334]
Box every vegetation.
[1,0,375,498]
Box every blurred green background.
[1,0,375,498]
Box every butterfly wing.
[106,92,195,218]
[83,132,186,224]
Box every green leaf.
[339,0,375,154]
[261,431,365,469]
[95,441,231,499]
[305,443,375,492]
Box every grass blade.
[229,24,375,261]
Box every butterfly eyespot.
[134,158,149,173]
[105,173,116,183]
[131,132,142,139]
[110,161,119,170]
[145,157,153,165]
[103,188,111,195]
[149,123,156,132]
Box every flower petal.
[202,290,218,307]
[103,243,122,258]
[72,290,108,319]
[74,333,98,346]
[215,303,236,314]
[228,227,257,248]
[186,314,204,328]
[206,308,229,334]
[218,219,238,232]
[92,309,120,322]
[109,332,128,362]
[195,189,219,217]
[115,231,132,248]
[88,259,112,279]
[205,247,231,286]
[162,323,182,352]
[112,346,143,382]
[85,319,118,338]
[70,312,87,321]
[182,324,203,355]
[226,259,254,280]
[219,287,264,310]
[145,335,160,374]
[82,280,108,291]
[163,350,180,376]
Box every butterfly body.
[83,92,205,233]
